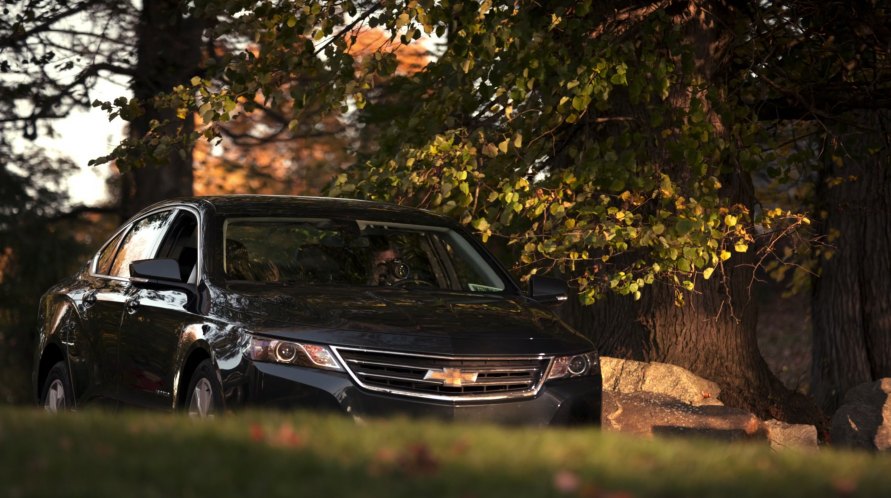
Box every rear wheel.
[185,359,223,418]
[41,361,73,412]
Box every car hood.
[215,284,593,356]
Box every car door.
[68,227,130,404]
[117,209,202,409]
[81,209,178,405]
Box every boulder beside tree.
[831,378,891,452]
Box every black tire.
[184,359,224,417]
[41,361,73,412]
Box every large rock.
[763,419,819,451]
[601,357,723,407]
[602,391,763,441]
[831,378,891,451]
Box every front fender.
[170,321,244,409]
[33,293,83,402]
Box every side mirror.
[130,258,183,283]
[529,275,568,304]
[130,258,199,312]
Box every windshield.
[223,218,507,293]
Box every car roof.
[140,195,456,226]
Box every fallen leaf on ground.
[274,423,304,448]
[367,447,398,476]
[249,423,265,442]
[554,470,581,493]
[450,438,471,455]
[398,443,439,476]
[832,477,858,497]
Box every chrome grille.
[332,347,551,401]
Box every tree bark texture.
[812,111,891,414]
[121,0,203,217]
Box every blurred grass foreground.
[1,408,889,498]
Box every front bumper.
[247,361,602,426]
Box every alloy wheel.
[44,379,66,412]
[187,378,215,418]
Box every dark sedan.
[34,196,601,425]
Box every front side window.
[223,218,507,293]
[95,230,126,275]
[156,211,199,283]
[109,211,175,278]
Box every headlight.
[546,351,600,381]
[249,336,343,371]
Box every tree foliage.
[96,0,816,306]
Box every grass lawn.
[0,408,888,498]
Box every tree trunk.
[812,111,891,414]
[121,0,203,217]
[563,250,821,425]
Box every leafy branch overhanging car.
[34,196,602,424]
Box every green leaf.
[676,218,696,235]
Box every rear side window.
[109,211,175,278]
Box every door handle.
[125,298,140,314]
[82,291,97,310]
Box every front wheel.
[41,361,73,412]
[185,359,223,418]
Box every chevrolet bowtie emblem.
[424,367,479,387]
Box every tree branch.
[313,1,384,56]
[0,0,106,49]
